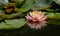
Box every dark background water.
[0,24,60,36]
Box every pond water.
[0,24,60,36]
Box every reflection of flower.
[25,11,47,29]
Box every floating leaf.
[32,0,53,10]
[0,22,11,29]
[47,19,60,25]
[16,0,25,8]
[0,0,9,5]
[45,9,59,12]
[0,12,22,19]
[47,13,60,19]
[54,0,60,5]
[19,0,34,12]
[46,12,60,25]
[0,18,27,29]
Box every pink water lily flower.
[25,11,47,29]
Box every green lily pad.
[16,0,25,8]
[19,0,34,12]
[0,18,27,30]
[32,0,53,10]
[0,0,9,5]
[47,19,60,25]
[54,0,60,5]
[47,13,60,19]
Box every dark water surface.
[0,24,60,36]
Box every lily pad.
[32,0,53,10]
[0,18,27,30]
[0,0,9,5]
[54,0,60,5]
[47,19,60,25]
[47,13,60,19]
[19,0,34,12]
